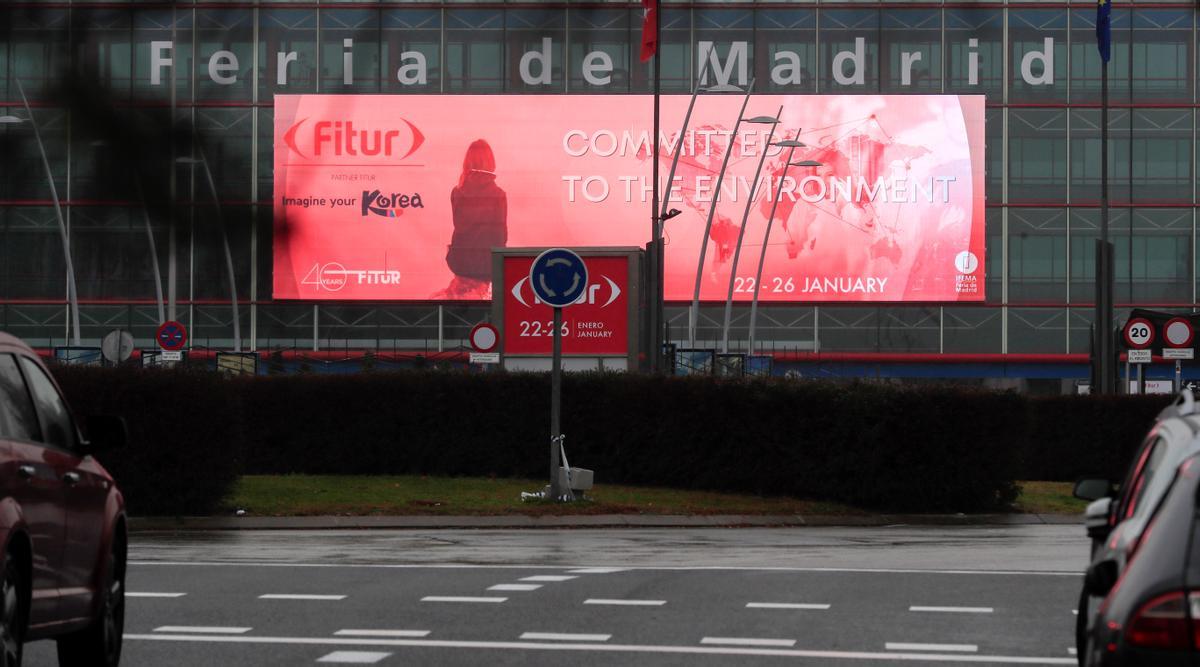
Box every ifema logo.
[361,189,424,218]
[954,251,979,275]
[954,251,980,295]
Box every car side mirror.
[1074,478,1113,502]
[83,415,127,454]
[1085,559,1119,597]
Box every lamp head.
[790,160,823,167]
[662,208,682,221]
[743,115,779,124]
[771,139,806,148]
[0,115,25,125]
[701,84,743,93]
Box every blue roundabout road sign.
[529,248,588,309]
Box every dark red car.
[0,333,127,666]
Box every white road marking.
[1071,610,1078,615]
[131,561,1081,577]
[334,630,430,638]
[128,592,186,598]
[702,637,797,647]
[1068,648,1077,656]
[746,602,830,610]
[259,594,346,601]
[126,633,1077,664]
[910,606,994,614]
[568,568,628,574]
[584,599,666,607]
[521,632,612,642]
[153,626,250,634]
[421,596,507,603]
[886,643,979,653]
[316,651,391,664]
[519,575,578,582]
[488,584,543,592]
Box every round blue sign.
[529,248,589,308]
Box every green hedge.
[48,367,1177,515]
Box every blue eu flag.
[1096,0,1112,63]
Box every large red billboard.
[274,94,985,302]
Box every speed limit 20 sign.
[1124,318,1155,349]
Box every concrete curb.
[129,512,1082,532]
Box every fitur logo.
[510,275,622,308]
[283,118,425,161]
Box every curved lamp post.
[688,78,755,348]
[1,79,81,346]
[720,107,783,354]
[177,148,241,352]
[747,147,823,354]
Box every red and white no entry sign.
[470,323,499,353]
[1123,318,1154,349]
[1164,317,1194,348]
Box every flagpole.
[651,0,662,373]
[1095,0,1115,395]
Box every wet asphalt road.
[24,525,1088,666]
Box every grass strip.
[223,475,1085,517]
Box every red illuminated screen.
[273,94,985,302]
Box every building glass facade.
[0,1,1197,371]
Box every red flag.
[640,0,658,63]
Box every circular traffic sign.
[470,323,499,353]
[156,320,188,351]
[1164,317,1194,348]
[529,248,588,309]
[1123,318,1154,349]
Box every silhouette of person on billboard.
[438,139,507,299]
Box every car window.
[17,357,77,451]
[1125,437,1169,520]
[0,354,40,442]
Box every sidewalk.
[129,512,1081,531]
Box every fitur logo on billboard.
[509,275,623,309]
[149,37,1058,90]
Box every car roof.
[0,332,36,357]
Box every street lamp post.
[688,79,755,348]
[720,107,782,354]
[177,147,242,352]
[747,144,822,354]
[1,79,81,346]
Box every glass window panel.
[881,9,941,93]
[1127,208,1192,303]
[1069,208,1129,304]
[73,9,133,97]
[1069,8,1131,104]
[695,9,754,91]
[1010,109,1067,204]
[1132,10,1191,103]
[818,306,879,352]
[943,306,1002,353]
[320,8,381,93]
[755,9,816,94]
[190,108,254,201]
[0,207,64,300]
[383,8,440,93]
[986,207,1002,303]
[1009,10,1068,103]
[0,354,39,443]
[1070,109,1133,205]
[9,9,70,100]
[819,9,880,92]
[133,10,193,102]
[19,357,76,451]
[260,9,318,97]
[256,303,315,349]
[877,307,940,352]
[446,9,504,92]
[72,207,162,300]
[946,9,1003,101]
[0,106,68,202]
[191,305,250,351]
[1008,307,1067,353]
[190,204,252,301]
[505,9,565,93]
[569,8,631,93]
[632,7,691,93]
[195,9,253,101]
[1130,109,1192,203]
[986,107,1003,204]
[1008,208,1067,303]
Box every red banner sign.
[274,94,985,303]
[502,255,629,355]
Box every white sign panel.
[1127,349,1152,364]
[1163,348,1194,360]
[470,352,501,364]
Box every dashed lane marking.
[421,596,507,603]
[886,643,979,653]
[128,592,186,598]
[316,651,391,664]
[568,568,628,574]
[153,626,250,634]
[334,630,430,638]
[521,632,612,642]
[260,594,347,601]
[584,599,666,607]
[488,584,543,591]
[702,637,797,648]
[910,606,994,614]
[746,602,830,610]
[125,634,1077,664]
[519,575,578,582]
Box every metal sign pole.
[1137,364,1144,395]
[1176,359,1183,393]
[549,306,565,499]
